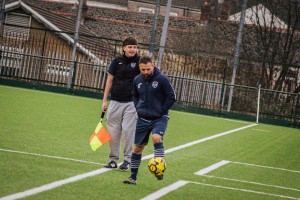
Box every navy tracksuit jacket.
[132,67,176,120]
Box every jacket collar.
[122,53,138,63]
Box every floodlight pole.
[227,0,247,111]
[157,0,172,69]
[149,0,161,58]
[67,0,84,90]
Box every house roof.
[228,0,299,30]
[228,4,288,29]
[88,0,203,10]
[5,0,113,63]
[135,0,203,10]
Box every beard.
[142,74,152,80]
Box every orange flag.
[88,112,111,151]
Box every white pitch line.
[231,161,300,174]
[0,123,256,200]
[202,175,300,192]
[172,110,252,124]
[0,148,103,165]
[252,128,270,132]
[0,168,111,200]
[142,180,300,200]
[190,181,300,200]
[141,180,189,200]
[194,160,231,175]
[142,123,258,160]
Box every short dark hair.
[122,37,138,47]
[139,55,152,65]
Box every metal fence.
[169,75,299,125]
[0,51,107,91]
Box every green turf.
[0,85,299,200]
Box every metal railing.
[0,29,299,127]
[1,48,299,127]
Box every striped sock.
[154,142,164,158]
[130,153,141,180]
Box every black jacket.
[108,54,140,102]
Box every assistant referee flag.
[88,115,111,151]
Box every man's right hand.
[102,101,107,112]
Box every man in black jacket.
[123,55,176,184]
[102,37,140,171]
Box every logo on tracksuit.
[152,81,158,88]
[138,83,142,88]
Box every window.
[169,12,178,17]
[138,7,155,14]
[4,12,31,40]
[138,7,178,17]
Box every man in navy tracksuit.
[123,55,176,184]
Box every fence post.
[256,84,261,124]
[294,94,300,127]
[178,55,188,102]
[38,29,47,82]
[70,60,77,92]
[219,58,227,112]
[113,40,117,57]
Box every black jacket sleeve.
[132,77,139,107]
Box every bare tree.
[240,0,300,93]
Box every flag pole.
[100,111,105,123]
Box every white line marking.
[0,148,103,165]
[194,160,300,191]
[0,124,256,200]
[190,181,299,200]
[172,110,252,124]
[222,118,252,124]
[142,180,300,200]
[142,123,257,160]
[231,161,300,174]
[194,160,231,175]
[202,175,300,192]
[0,168,111,200]
[252,128,270,132]
[141,180,189,200]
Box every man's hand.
[102,101,107,112]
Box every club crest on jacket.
[131,62,137,68]
[152,81,158,88]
